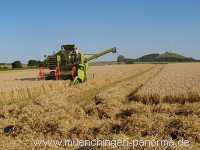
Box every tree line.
[11,59,47,69]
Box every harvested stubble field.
[0,63,200,150]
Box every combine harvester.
[40,44,117,84]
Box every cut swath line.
[127,65,165,104]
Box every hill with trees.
[117,51,198,63]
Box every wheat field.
[131,63,200,104]
[0,63,200,150]
[0,64,153,102]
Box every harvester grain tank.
[44,44,117,84]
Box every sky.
[0,0,200,63]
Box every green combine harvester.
[45,44,117,84]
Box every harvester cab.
[42,44,117,84]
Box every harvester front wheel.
[71,65,77,80]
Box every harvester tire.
[71,65,77,80]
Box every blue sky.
[0,0,200,63]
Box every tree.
[28,59,47,67]
[38,61,46,67]
[117,55,125,62]
[12,61,22,69]
[42,59,48,67]
[28,59,40,67]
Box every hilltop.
[141,51,195,62]
[120,51,197,63]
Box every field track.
[65,64,164,107]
